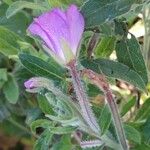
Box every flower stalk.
[67,60,100,134]
[82,69,129,150]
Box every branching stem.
[67,60,100,134]
[82,69,129,150]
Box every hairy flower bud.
[24,77,51,93]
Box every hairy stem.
[67,60,100,134]
[104,88,128,150]
[82,69,129,150]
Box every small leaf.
[99,104,111,135]
[47,0,65,7]
[0,38,18,56]
[0,68,7,81]
[52,135,73,150]
[0,26,22,56]
[37,94,54,115]
[50,126,76,134]
[45,92,73,118]
[19,53,65,81]
[135,97,150,121]
[124,124,141,144]
[142,117,150,145]
[100,23,115,36]
[114,20,128,38]
[47,0,81,7]
[81,0,141,27]
[0,26,22,45]
[0,4,29,36]
[0,105,10,122]
[25,108,42,125]
[121,97,136,117]
[116,34,148,84]
[0,68,8,89]
[81,58,146,91]
[3,75,19,104]
[87,84,102,97]
[95,36,116,58]
[6,1,47,18]
[31,119,53,133]
[132,143,150,150]
[34,128,53,150]
[44,86,82,119]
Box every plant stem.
[104,88,129,150]
[82,69,129,150]
[143,5,150,79]
[67,60,100,134]
[87,32,99,59]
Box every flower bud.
[24,77,51,93]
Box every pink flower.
[28,5,84,64]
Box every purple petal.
[66,4,84,55]
[24,80,34,89]
[28,5,85,63]
[52,8,67,21]
[28,21,56,53]
[28,9,70,61]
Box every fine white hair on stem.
[80,140,103,149]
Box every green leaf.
[37,94,54,115]
[34,128,53,150]
[124,124,141,144]
[100,23,115,36]
[95,36,116,58]
[0,26,22,46]
[0,53,8,68]
[142,117,150,145]
[52,135,72,150]
[0,81,5,89]
[45,91,81,120]
[0,4,29,36]
[87,84,102,97]
[0,38,18,56]
[99,104,111,135]
[121,97,136,117]
[135,97,150,121]
[25,108,42,126]
[31,119,53,133]
[45,91,77,120]
[81,58,146,91]
[50,126,76,134]
[0,26,22,56]
[116,34,148,84]
[132,143,150,150]
[0,105,10,122]
[6,1,47,18]
[3,75,19,104]
[47,0,65,7]
[19,53,65,81]
[0,68,7,81]
[114,19,128,38]
[47,0,82,7]
[3,0,13,5]
[81,0,140,27]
